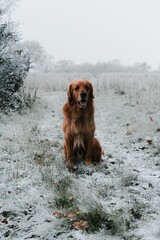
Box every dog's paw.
[85,159,92,166]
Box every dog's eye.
[85,85,90,90]
[74,85,79,91]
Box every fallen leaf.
[1,218,8,224]
[140,146,148,150]
[66,213,77,219]
[146,139,153,145]
[72,220,89,230]
[52,211,65,218]
[150,117,153,122]
[127,128,133,135]
[68,195,76,201]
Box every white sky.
[12,0,160,69]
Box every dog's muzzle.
[78,91,87,108]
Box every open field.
[0,73,160,239]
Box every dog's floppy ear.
[67,83,72,103]
[89,81,94,99]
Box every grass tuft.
[53,176,75,210]
[54,195,75,209]
[121,173,138,187]
[70,206,127,235]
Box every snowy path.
[0,90,160,240]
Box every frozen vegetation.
[0,73,160,239]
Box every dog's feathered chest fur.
[63,101,95,150]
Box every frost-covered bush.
[0,1,31,111]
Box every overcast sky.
[12,0,160,69]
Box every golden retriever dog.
[62,80,102,169]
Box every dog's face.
[67,80,94,108]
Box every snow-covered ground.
[0,74,160,239]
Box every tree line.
[17,43,152,74]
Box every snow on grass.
[0,73,160,239]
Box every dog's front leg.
[65,137,74,168]
[85,136,94,165]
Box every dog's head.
[67,80,94,108]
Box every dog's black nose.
[80,91,87,98]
